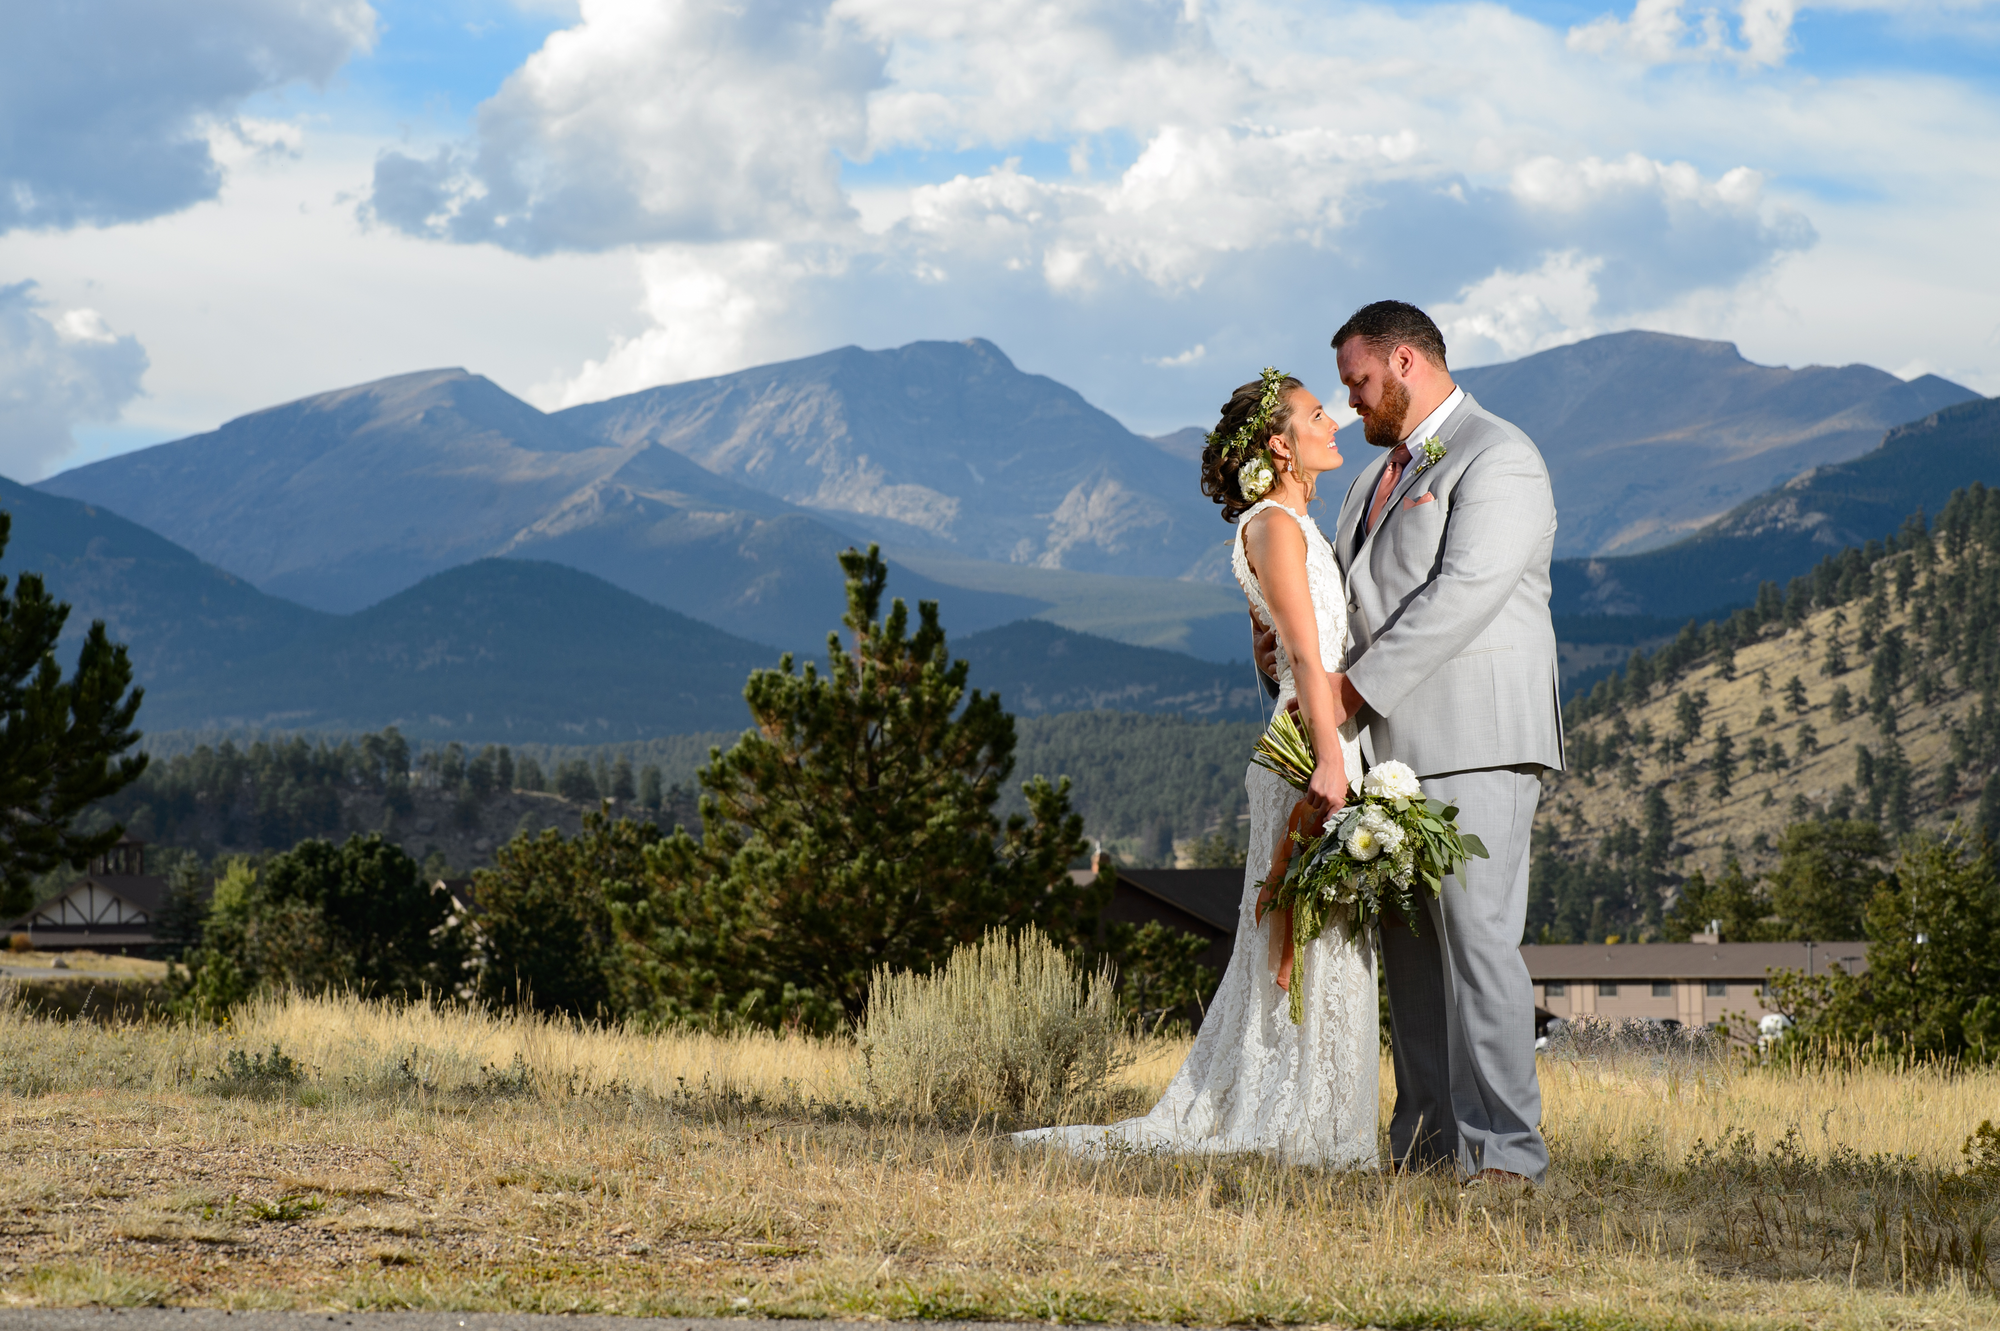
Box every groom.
[1258,300,1562,1183]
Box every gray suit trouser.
[1379,766,1549,1182]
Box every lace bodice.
[1230,500,1352,706]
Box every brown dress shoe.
[1466,1168,1533,1187]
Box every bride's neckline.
[1251,498,1314,520]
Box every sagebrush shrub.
[860,926,1130,1123]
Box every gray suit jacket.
[1334,391,1566,778]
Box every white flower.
[1362,761,1423,802]
[1238,456,1275,502]
[1344,806,1402,862]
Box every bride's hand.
[1306,750,1349,827]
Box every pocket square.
[1403,493,1436,509]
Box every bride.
[1015,370,1379,1168]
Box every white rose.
[1362,761,1423,803]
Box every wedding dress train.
[1013,499,1379,1168]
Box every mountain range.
[13,330,1994,741]
[555,339,1218,577]
[0,477,1256,738]
[32,366,1037,654]
[1550,394,2000,620]
[1447,332,1976,558]
[35,343,1238,658]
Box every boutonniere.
[1415,435,1447,472]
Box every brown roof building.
[7,838,168,954]
[1095,866,1240,977]
[1525,941,1869,1027]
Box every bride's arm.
[1242,513,1348,816]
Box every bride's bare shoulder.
[1240,504,1307,579]
[1241,505,1306,549]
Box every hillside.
[555,339,1221,580]
[1534,483,2000,942]
[956,619,1262,719]
[1551,394,2000,620]
[142,559,776,740]
[0,476,327,687]
[1005,711,1266,866]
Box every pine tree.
[1709,723,1736,800]
[1805,835,2000,1059]
[473,810,659,1015]
[1663,858,1775,942]
[0,515,148,916]
[1766,820,1886,940]
[623,547,1096,1030]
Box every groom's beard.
[1361,374,1412,449]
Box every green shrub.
[859,925,1130,1123]
[211,1042,307,1097]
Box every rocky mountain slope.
[1451,332,1974,558]
[1551,395,2000,620]
[33,367,1036,653]
[554,339,1221,579]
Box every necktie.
[1365,442,1412,534]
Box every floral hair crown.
[1207,366,1290,503]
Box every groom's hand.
[1328,671,1366,726]
[1252,614,1281,681]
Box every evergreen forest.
[1530,482,2000,946]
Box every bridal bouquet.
[1253,710,1487,1020]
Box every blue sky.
[3,0,1997,480]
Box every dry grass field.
[4,991,1999,1328]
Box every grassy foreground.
[2,992,1998,1328]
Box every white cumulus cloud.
[0,282,149,478]
[0,0,375,233]
[377,0,1821,415]
[367,0,884,253]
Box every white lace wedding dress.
[1014,499,1379,1168]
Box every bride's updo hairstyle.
[1200,373,1304,524]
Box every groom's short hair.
[1332,301,1449,370]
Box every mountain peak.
[1449,329,1979,558]
[554,336,1213,577]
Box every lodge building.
[1084,859,1870,1032]
[1523,940,1869,1027]
[5,837,168,954]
